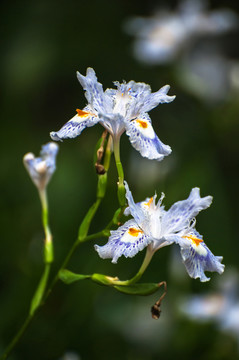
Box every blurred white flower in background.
[125,0,238,65]
[124,0,239,102]
[180,268,239,346]
[177,48,239,103]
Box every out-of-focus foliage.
[0,0,239,359]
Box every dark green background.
[1,0,239,359]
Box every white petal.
[140,85,176,113]
[50,108,99,141]
[161,187,213,235]
[77,68,113,113]
[94,219,152,263]
[124,181,146,225]
[126,114,171,160]
[176,230,225,282]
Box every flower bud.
[23,142,59,190]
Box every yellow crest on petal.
[183,235,203,246]
[128,227,143,237]
[136,119,148,129]
[76,109,91,117]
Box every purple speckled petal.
[95,219,152,263]
[125,114,171,160]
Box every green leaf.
[78,198,101,241]
[114,283,160,296]
[59,269,91,284]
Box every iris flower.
[95,182,224,282]
[50,68,175,161]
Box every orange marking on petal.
[76,109,91,117]
[183,235,203,246]
[145,197,153,207]
[128,227,143,237]
[136,119,148,129]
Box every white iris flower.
[50,68,175,161]
[95,182,224,282]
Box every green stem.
[0,263,51,360]
[113,137,125,207]
[1,139,112,359]
[30,263,51,315]
[113,136,124,186]
[83,230,110,242]
[112,247,154,286]
[104,135,112,172]
[0,315,33,360]
[39,189,53,264]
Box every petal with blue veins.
[77,68,113,113]
[177,231,225,282]
[50,107,99,141]
[140,85,176,113]
[161,188,212,235]
[94,219,152,263]
[126,114,171,160]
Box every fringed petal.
[161,187,213,234]
[50,108,99,141]
[124,181,146,225]
[177,230,225,282]
[94,219,151,263]
[126,114,171,160]
[77,68,113,113]
[141,85,176,113]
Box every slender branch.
[39,188,53,264]
[0,316,33,360]
[109,246,155,286]
[113,136,124,187]
[1,135,116,359]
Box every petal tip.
[50,131,62,142]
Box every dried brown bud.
[95,163,106,175]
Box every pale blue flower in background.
[125,0,238,65]
[50,67,175,161]
[180,268,239,348]
[124,0,238,103]
[23,142,59,190]
[95,181,224,282]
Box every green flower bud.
[97,173,108,199]
[59,269,91,285]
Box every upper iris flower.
[50,67,175,161]
[95,182,225,282]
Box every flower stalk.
[113,136,126,207]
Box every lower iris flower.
[95,182,224,282]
